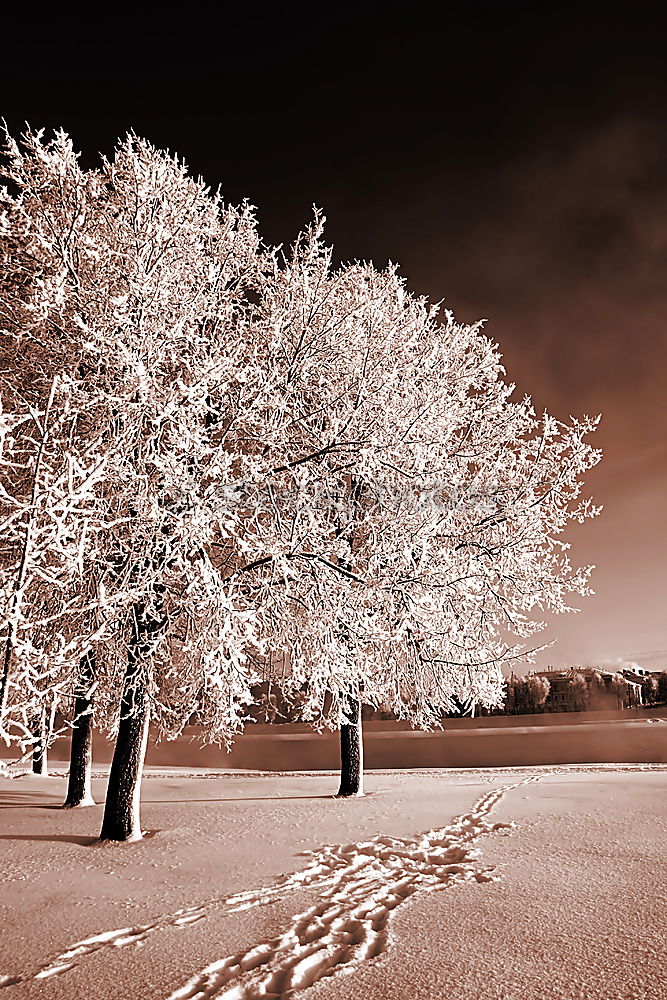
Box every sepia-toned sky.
[2,2,665,669]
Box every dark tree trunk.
[0,635,12,725]
[99,682,149,841]
[336,695,364,797]
[100,606,156,842]
[31,704,48,775]
[99,660,149,841]
[63,652,96,808]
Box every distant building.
[619,667,647,705]
[530,667,642,711]
[531,669,577,710]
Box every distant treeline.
[249,670,667,723]
[482,670,667,716]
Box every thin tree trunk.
[0,637,14,728]
[100,605,156,842]
[0,378,59,723]
[63,652,96,808]
[32,694,58,775]
[336,695,364,797]
[31,702,48,775]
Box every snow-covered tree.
[641,673,659,704]
[1,134,113,771]
[243,220,601,794]
[1,129,274,836]
[505,675,551,714]
[2,129,602,816]
[657,673,667,703]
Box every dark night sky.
[2,2,666,668]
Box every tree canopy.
[1,127,601,827]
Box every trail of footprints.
[0,778,537,997]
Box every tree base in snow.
[338,697,364,797]
[99,678,150,843]
[98,828,145,843]
[64,660,96,812]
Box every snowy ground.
[1,765,666,999]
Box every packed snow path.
[0,778,535,996]
[167,780,537,999]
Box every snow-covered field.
[1,764,666,1000]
